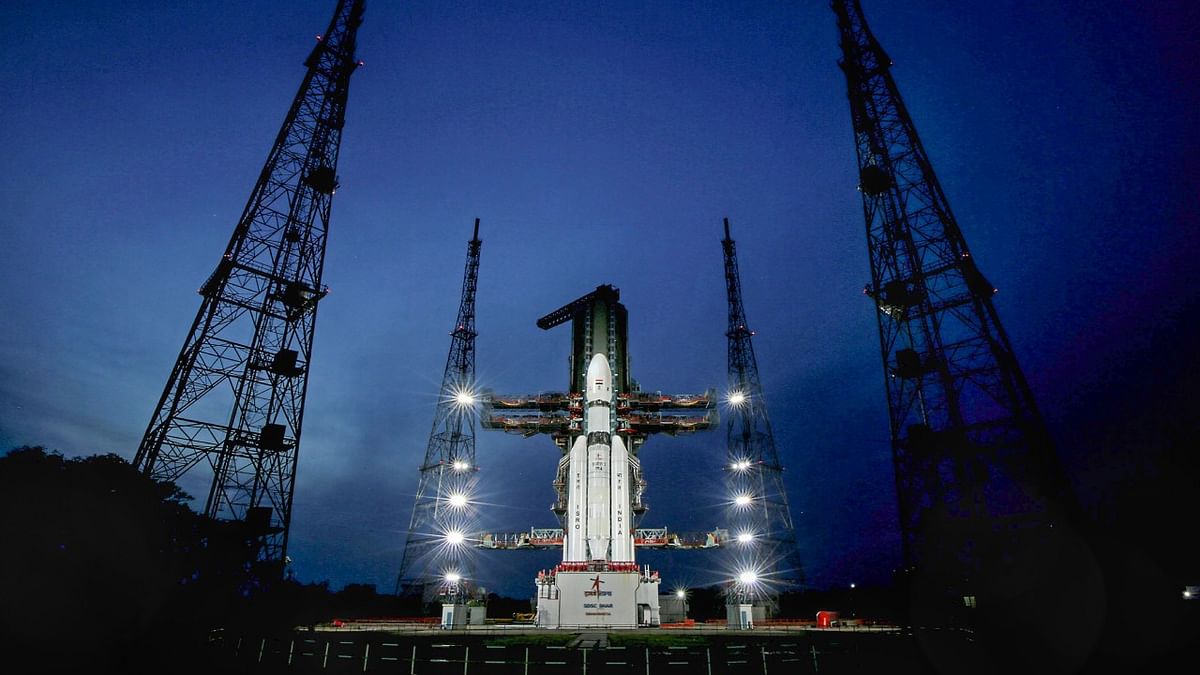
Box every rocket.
[563,353,634,563]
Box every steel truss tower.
[721,218,803,594]
[833,0,1074,591]
[133,0,364,570]
[396,219,483,602]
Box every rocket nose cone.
[586,353,613,401]
[587,353,610,375]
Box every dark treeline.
[0,446,524,672]
[0,446,275,671]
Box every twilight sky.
[1,1,1197,599]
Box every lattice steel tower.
[133,0,364,570]
[833,0,1073,589]
[722,218,803,592]
[396,219,483,602]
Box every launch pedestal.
[535,567,661,628]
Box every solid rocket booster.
[584,353,613,560]
[564,434,587,562]
[609,434,632,561]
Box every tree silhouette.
[0,446,274,672]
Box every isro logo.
[583,575,613,597]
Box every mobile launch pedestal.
[481,285,720,628]
[535,565,661,628]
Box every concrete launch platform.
[535,569,661,628]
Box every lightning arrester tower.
[833,0,1074,590]
[396,219,483,602]
[133,0,365,570]
[722,218,803,593]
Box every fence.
[207,628,938,674]
[314,618,904,634]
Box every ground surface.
[206,623,941,674]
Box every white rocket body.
[564,435,587,561]
[609,434,632,561]
[562,353,634,563]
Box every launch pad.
[481,285,720,628]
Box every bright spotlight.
[734,494,753,507]
[451,460,470,472]
[737,532,754,544]
[676,589,686,599]
[728,391,747,406]
[731,459,752,471]
[445,530,465,546]
[454,390,476,406]
[738,570,758,585]
[445,572,461,584]
[447,493,468,508]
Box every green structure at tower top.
[538,284,631,397]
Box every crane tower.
[132,0,364,570]
[832,0,1076,600]
[395,219,483,603]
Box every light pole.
[440,571,466,629]
[730,570,759,629]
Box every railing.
[476,527,728,550]
[207,623,933,674]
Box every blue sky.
[1,1,1196,598]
